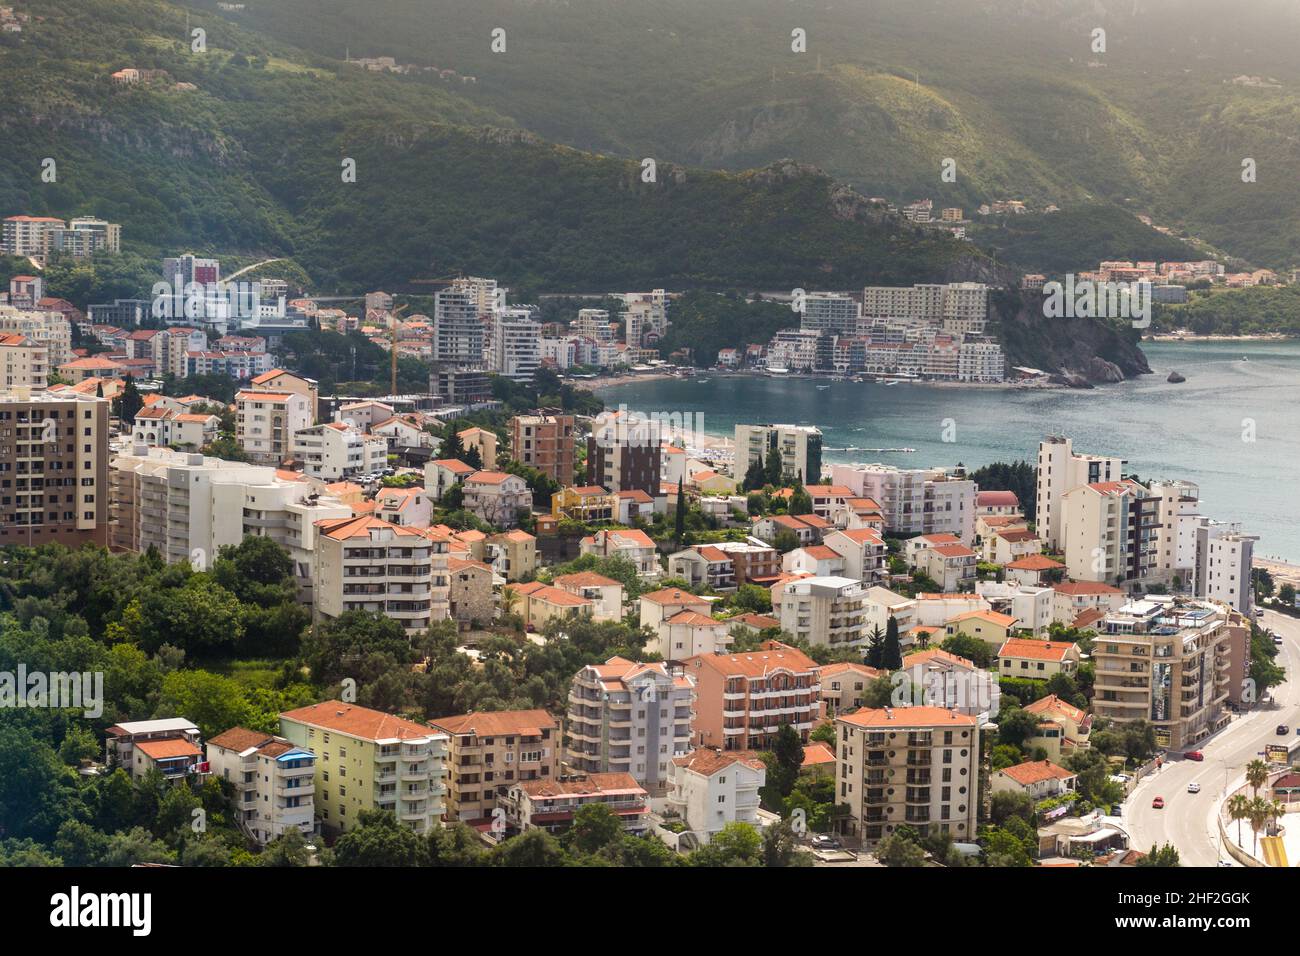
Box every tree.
[790,483,812,515]
[1227,793,1250,847]
[763,442,783,486]
[491,828,569,867]
[742,458,766,492]
[940,633,991,668]
[1280,583,1296,606]
[864,625,884,669]
[117,375,144,422]
[1136,842,1181,867]
[1246,759,1269,796]
[881,616,903,670]
[761,724,805,804]
[690,822,762,867]
[334,809,427,866]
[876,831,926,867]
[995,706,1042,750]
[673,476,686,546]
[761,818,814,867]
[567,803,623,856]
[772,528,799,554]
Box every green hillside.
[218,0,1300,270]
[0,0,983,294]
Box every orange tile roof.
[685,641,818,678]
[672,749,766,775]
[998,638,1078,662]
[135,738,202,760]
[800,742,837,767]
[998,759,1075,786]
[1023,694,1088,723]
[280,701,441,742]
[640,587,709,607]
[430,709,558,738]
[466,470,513,485]
[1006,554,1064,571]
[948,609,1017,628]
[839,706,977,728]
[666,610,722,627]
[901,648,976,670]
[553,571,622,589]
[317,515,422,540]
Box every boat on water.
[816,384,831,390]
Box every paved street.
[1124,609,1300,866]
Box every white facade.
[775,575,869,648]
[1035,436,1125,551]
[667,750,765,844]
[830,463,975,541]
[292,422,388,480]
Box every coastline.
[1145,333,1294,342]
[582,370,1053,393]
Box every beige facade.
[488,529,537,581]
[836,706,979,845]
[0,334,47,388]
[429,709,561,823]
[236,389,312,465]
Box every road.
[1123,609,1300,866]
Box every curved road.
[1123,609,1300,866]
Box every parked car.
[1187,782,1201,794]
[811,834,842,850]
[1152,796,1165,809]
[1184,750,1204,762]
[1278,725,1291,736]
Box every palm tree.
[1227,793,1251,847]
[1246,759,1269,796]
[1247,796,1273,856]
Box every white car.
[1187,782,1202,794]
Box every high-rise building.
[510,414,575,486]
[683,641,821,752]
[799,292,859,335]
[0,388,110,548]
[1194,520,1257,614]
[433,287,485,366]
[836,706,980,845]
[489,308,542,382]
[1035,436,1125,551]
[830,463,976,541]
[429,709,561,824]
[0,306,73,367]
[587,410,661,494]
[1059,479,1160,586]
[734,423,823,484]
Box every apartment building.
[799,292,860,335]
[429,709,561,824]
[0,305,72,367]
[1147,479,1201,583]
[1090,597,1236,750]
[836,706,980,845]
[821,527,888,585]
[1060,479,1160,586]
[1,215,66,257]
[505,581,594,630]
[774,575,870,648]
[462,471,531,528]
[248,368,319,422]
[684,641,821,752]
[235,388,312,465]
[1194,520,1257,614]
[1035,436,1125,550]
[488,308,541,381]
[667,749,766,844]
[997,638,1082,678]
[566,657,695,795]
[488,528,537,581]
[734,424,823,484]
[279,701,449,836]
[433,287,486,366]
[206,727,316,845]
[819,662,885,718]
[920,540,979,592]
[587,410,662,495]
[0,333,47,388]
[502,772,650,835]
[0,389,109,548]
[580,527,660,579]
[510,414,575,486]
[312,515,450,635]
[291,422,388,480]
[830,463,976,541]
[649,608,732,659]
[106,718,203,782]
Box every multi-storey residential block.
[0,388,109,548]
[1021,694,1092,761]
[830,463,976,541]
[667,749,765,844]
[566,657,695,795]
[1060,479,1160,586]
[821,527,888,585]
[510,414,575,486]
[432,286,485,366]
[206,727,316,844]
[106,718,203,783]
[129,406,219,449]
[279,701,449,836]
[235,388,312,464]
[488,308,541,381]
[580,527,659,579]
[462,471,531,528]
[836,706,979,845]
[734,424,822,484]
[312,515,449,634]
[587,410,662,495]
[502,772,649,835]
[0,333,47,388]
[0,305,72,367]
[1035,436,1125,551]
[1090,597,1239,749]
[248,368,319,422]
[487,528,537,581]
[799,292,860,335]
[774,576,870,648]
[429,709,561,824]
[109,446,350,599]
[1194,520,1257,614]
[819,662,885,717]
[684,641,821,752]
[292,422,388,480]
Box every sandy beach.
[1254,556,1300,590]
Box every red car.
[1152,796,1165,809]
[1185,750,1204,762]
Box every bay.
[595,340,1300,562]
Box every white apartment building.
[1147,480,1201,583]
[667,749,765,844]
[205,727,316,845]
[433,287,485,366]
[859,282,987,334]
[1194,520,1257,614]
[1035,436,1125,551]
[567,657,695,795]
[821,528,889,586]
[799,292,860,335]
[1059,479,1160,586]
[762,329,819,372]
[109,446,351,599]
[775,575,870,648]
[313,516,450,635]
[957,339,1005,382]
[0,333,47,388]
[830,463,975,541]
[734,423,823,484]
[236,388,312,465]
[0,305,72,367]
[975,581,1054,636]
[130,407,218,449]
[837,706,980,845]
[1,215,66,257]
[489,308,542,381]
[461,471,531,528]
[292,422,388,480]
